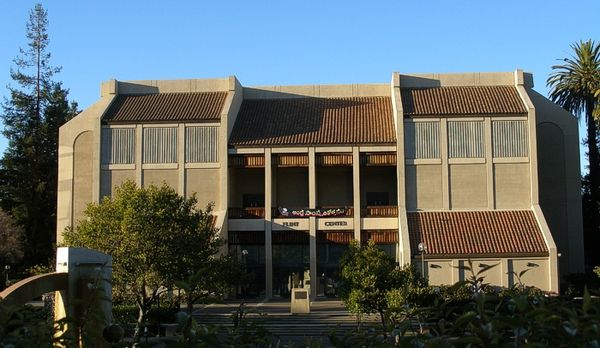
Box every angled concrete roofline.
[395,70,534,88]
[242,83,390,99]
[100,76,238,96]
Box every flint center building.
[57,71,583,299]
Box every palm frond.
[547,39,600,119]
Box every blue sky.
[1,0,599,172]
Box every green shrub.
[562,272,600,296]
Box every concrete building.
[57,70,583,298]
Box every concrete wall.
[494,163,530,209]
[399,71,529,88]
[57,96,110,240]
[100,170,135,198]
[406,164,443,210]
[103,78,232,96]
[72,132,94,227]
[143,169,178,190]
[419,257,550,291]
[449,164,487,209]
[186,168,220,209]
[243,83,389,99]
[528,89,584,273]
[404,116,532,212]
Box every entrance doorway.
[272,230,310,298]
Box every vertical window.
[185,126,218,163]
[448,121,484,158]
[405,121,439,159]
[492,120,528,157]
[143,127,177,163]
[101,127,135,164]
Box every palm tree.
[547,40,600,263]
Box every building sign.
[272,219,309,231]
[317,218,353,230]
[324,221,348,227]
[278,207,346,217]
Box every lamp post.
[4,265,10,288]
[417,242,427,279]
[241,249,248,299]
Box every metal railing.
[361,205,398,217]
[228,207,265,219]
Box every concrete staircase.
[191,301,381,344]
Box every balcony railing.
[228,207,265,219]
[272,206,353,218]
[230,206,397,218]
[361,205,398,217]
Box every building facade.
[57,71,583,298]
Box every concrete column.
[264,148,273,299]
[308,148,317,299]
[309,148,316,209]
[451,259,460,283]
[178,124,185,195]
[391,73,411,265]
[135,124,143,186]
[484,118,494,209]
[440,119,450,209]
[352,147,361,242]
[309,216,317,300]
[55,247,112,347]
[92,117,102,203]
[501,259,510,287]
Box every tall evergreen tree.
[0,4,78,267]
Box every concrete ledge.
[0,272,68,307]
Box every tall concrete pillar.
[264,149,273,299]
[352,147,361,242]
[308,148,317,300]
[54,247,112,347]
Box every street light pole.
[241,249,248,299]
[417,242,427,279]
[4,265,10,288]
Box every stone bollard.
[290,288,310,314]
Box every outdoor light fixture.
[4,265,10,287]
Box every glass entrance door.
[272,231,310,298]
[317,231,352,297]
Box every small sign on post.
[290,288,310,314]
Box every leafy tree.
[0,210,25,289]
[0,3,78,267]
[62,181,234,342]
[547,40,600,265]
[338,240,426,333]
[175,255,243,315]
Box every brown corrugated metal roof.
[229,96,396,146]
[408,211,548,258]
[401,86,527,116]
[103,92,227,123]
